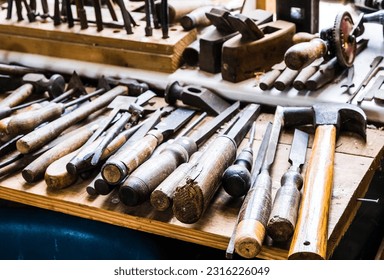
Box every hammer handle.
[288,125,336,260]
[284,39,327,70]
[16,85,127,154]
[0,84,34,108]
[7,103,64,135]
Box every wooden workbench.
[0,112,382,260]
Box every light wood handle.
[16,85,127,154]
[284,39,327,70]
[45,150,79,189]
[0,84,34,108]
[259,70,282,91]
[292,32,319,45]
[288,125,336,260]
[7,103,64,135]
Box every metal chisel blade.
[289,129,309,169]
[154,108,196,138]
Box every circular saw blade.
[333,11,357,68]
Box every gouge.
[267,129,309,242]
[173,103,261,224]
[233,106,284,258]
[16,85,128,154]
[221,122,256,198]
[102,107,195,186]
[119,102,240,206]
[226,121,272,259]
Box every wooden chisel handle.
[21,125,96,183]
[45,150,79,189]
[233,169,272,258]
[118,136,198,206]
[173,135,237,224]
[284,39,327,70]
[274,68,299,91]
[293,64,319,91]
[266,168,302,242]
[16,85,127,154]
[259,69,282,91]
[101,130,162,185]
[0,84,34,108]
[150,151,202,211]
[7,103,64,135]
[288,125,336,260]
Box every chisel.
[119,101,240,206]
[267,129,309,242]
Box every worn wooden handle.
[288,125,336,260]
[8,103,64,135]
[284,39,327,70]
[234,169,272,258]
[274,68,299,91]
[293,65,319,90]
[0,84,34,108]
[259,69,282,90]
[16,85,127,154]
[292,32,319,45]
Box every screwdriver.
[221,122,256,198]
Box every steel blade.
[289,129,309,169]
[154,108,195,138]
[190,101,240,146]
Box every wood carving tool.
[21,0,36,22]
[6,0,13,19]
[118,102,240,206]
[53,0,61,25]
[74,0,88,29]
[221,122,256,198]
[0,73,65,119]
[273,68,299,91]
[179,5,213,31]
[16,85,128,154]
[93,0,104,31]
[160,0,169,39]
[116,0,135,34]
[63,0,74,27]
[292,58,323,91]
[66,90,156,174]
[232,106,284,258]
[15,0,23,21]
[258,61,286,91]
[172,103,261,224]
[226,121,272,259]
[267,129,309,243]
[164,80,230,115]
[284,103,366,260]
[102,107,195,186]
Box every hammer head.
[22,73,65,98]
[284,103,367,140]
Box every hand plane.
[199,8,273,74]
[221,19,296,83]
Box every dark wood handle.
[16,85,127,154]
[284,39,327,70]
[7,103,64,135]
[288,125,336,260]
[233,169,272,258]
[119,137,198,206]
[267,169,302,242]
[0,84,34,108]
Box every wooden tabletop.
[0,112,382,260]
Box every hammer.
[283,103,366,260]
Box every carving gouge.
[16,85,128,154]
[267,129,309,242]
[173,103,261,224]
[259,61,286,91]
[102,108,196,186]
[233,106,284,258]
[118,101,240,206]
[226,121,272,259]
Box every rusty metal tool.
[267,129,309,243]
[53,0,61,25]
[21,0,36,22]
[66,90,156,174]
[116,0,135,34]
[351,56,384,103]
[74,0,88,29]
[284,11,360,71]
[172,103,261,224]
[283,103,366,260]
[226,121,272,259]
[160,0,169,39]
[118,101,240,206]
[164,81,230,115]
[0,73,65,119]
[63,0,74,27]
[221,122,256,198]
[144,0,153,36]
[232,106,284,258]
[16,85,129,154]
[15,0,23,21]
[94,108,170,196]
[93,0,104,31]
[6,0,13,19]
[102,107,195,186]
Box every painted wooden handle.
[288,125,336,260]
[284,39,326,70]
